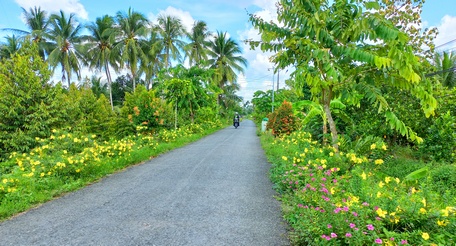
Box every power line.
[425,66,456,77]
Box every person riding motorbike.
[233,112,240,128]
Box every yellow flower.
[84,137,89,142]
[52,129,57,133]
[376,208,387,218]
[411,187,418,194]
[361,172,367,180]
[304,148,308,153]
[40,173,45,177]
[381,144,387,150]
[422,198,426,207]
[370,143,376,149]
[422,232,429,240]
[377,191,382,198]
[374,159,384,165]
[395,178,400,184]
[2,179,8,184]
[437,220,448,226]
[385,177,392,184]
[282,156,288,161]
[63,150,68,154]
[329,152,334,156]
[330,187,335,194]
[419,208,427,214]
[379,181,385,188]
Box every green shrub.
[418,111,456,163]
[266,100,300,137]
[0,42,64,160]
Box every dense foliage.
[262,131,455,245]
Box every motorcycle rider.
[233,112,240,128]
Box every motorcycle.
[233,117,240,129]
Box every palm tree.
[207,31,247,105]
[139,32,164,90]
[0,35,21,59]
[46,10,83,87]
[83,15,119,110]
[2,7,49,58]
[185,20,211,66]
[115,8,149,92]
[156,14,186,69]
[434,51,456,88]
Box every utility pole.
[268,67,275,112]
[276,69,280,91]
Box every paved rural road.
[0,120,289,246]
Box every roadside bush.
[0,42,64,160]
[418,111,455,163]
[121,85,174,131]
[266,100,300,137]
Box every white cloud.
[15,0,88,20]
[148,6,195,33]
[236,0,291,102]
[433,15,456,51]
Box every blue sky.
[0,0,455,101]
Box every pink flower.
[375,238,383,244]
[345,233,352,238]
[390,237,395,241]
[354,228,359,231]
[349,223,356,228]
[311,178,316,181]
[333,179,337,183]
[400,240,408,244]
[334,208,342,213]
[327,224,332,228]
[343,206,349,212]
[322,177,327,181]
[330,233,337,238]
[367,224,374,231]
[321,235,331,240]
[352,212,358,217]
[297,204,303,208]
[321,188,329,194]
[362,202,369,206]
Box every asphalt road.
[0,120,289,246]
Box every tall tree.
[2,7,49,58]
[139,32,164,89]
[249,0,437,151]
[83,15,119,110]
[185,20,211,66]
[46,10,83,87]
[0,35,21,59]
[207,31,247,105]
[115,8,149,92]
[156,14,186,69]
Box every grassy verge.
[260,130,456,245]
[0,123,223,221]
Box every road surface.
[0,120,289,246]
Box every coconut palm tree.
[185,20,211,67]
[139,32,164,90]
[0,35,21,59]
[83,15,119,110]
[156,14,186,69]
[207,31,247,105]
[46,10,83,87]
[434,51,456,88]
[2,7,49,58]
[115,8,149,92]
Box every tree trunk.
[132,69,136,92]
[105,64,114,110]
[174,102,178,130]
[322,88,339,152]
